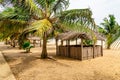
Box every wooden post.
[68,40,70,45]
[93,40,95,58]
[76,39,77,45]
[101,40,103,56]
[61,40,63,46]
[40,39,41,47]
[66,40,67,46]
[33,40,36,47]
[5,39,8,45]
[80,39,83,60]
[68,40,70,57]
[56,39,58,55]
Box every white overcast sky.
[0,0,120,25]
[68,0,120,25]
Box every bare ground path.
[0,42,16,80]
[1,42,120,80]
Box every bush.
[22,41,33,53]
[83,40,93,46]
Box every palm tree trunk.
[13,40,16,47]
[41,32,48,59]
[5,39,8,45]
[106,36,111,49]
[107,44,111,49]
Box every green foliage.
[0,0,96,58]
[0,7,29,41]
[0,7,31,21]
[0,0,3,3]
[22,41,33,53]
[83,40,93,46]
[100,14,120,49]
[22,41,30,49]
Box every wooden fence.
[57,45,103,60]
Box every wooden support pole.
[68,40,70,57]
[68,40,70,45]
[56,39,58,55]
[61,40,63,46]
[66,40,67,46]
[76,39,77,45]
[101,40,103,56]
[40,39,41,47]
[80,39,83,60]
[33,40,36,47]
[5,39,8,45]
[93,40,95,58]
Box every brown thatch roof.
[94,32,105,41]
[56,32,91,40]
[56,31,105,41]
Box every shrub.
[22,41,33,53]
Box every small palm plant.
[100,15,120,49]
[22,41,33,53]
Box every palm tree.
[100,15,120,49]
[0,7,30,47]
[1,0,95,58]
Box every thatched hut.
[55,31,105,60]
[28,36,41,47]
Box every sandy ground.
[1,43,120,80]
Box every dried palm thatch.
[94,31,105,41]
[56,31,105,41]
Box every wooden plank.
[101,41,103,56]
[93,40,95,58]
[80,39,83,60]
[56,39,58,55]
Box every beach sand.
[1,43,120,80]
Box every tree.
[1,0,95,58]
[100,15,120,49]
[0,6,31,47]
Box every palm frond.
[0,7,31,21]
[0,19,28,41]
[58,8,95,31]
[100,14,120,49]
[51,0,69,14]
[11,0,44,18]
[24,0,43,18]
[22,19,52,37]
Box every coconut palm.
[100,15,120,49]
[0,6,31,47]
[1,0,95,58]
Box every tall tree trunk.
[5,39,8,45]
[106,35,111,49]
[13,40,16,47]
[41,32,48,59]
[107,44,111,49]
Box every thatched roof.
[56,32,91,40]
[56,31,105,41]
[94,32,105,41]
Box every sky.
[0,0,120,25]
[68,0,120,25]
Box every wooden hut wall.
[58,46,69,57]
[56,32,104,60]
[82,46,93,60]
[70,46,81,59]
[57,45,103,60]
[94,45,102,57]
